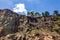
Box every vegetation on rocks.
[0,9,60,40]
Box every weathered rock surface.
[0,31,60,40]
[0,9,60,40]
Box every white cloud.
[13,3,27,16]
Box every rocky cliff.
[0,9,60,40]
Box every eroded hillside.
[0,9,60,40]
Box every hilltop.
[0,9,60,40]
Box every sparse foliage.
[53,10,59,15]
[42,11,50,16]
[27,11,41,17]
[35,12,41,17]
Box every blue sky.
[0,0,60,15]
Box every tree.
[42,11,50,17]
[53,10,58,15]
[27,12,31,16]
[35,12,41,17]
[27,11,35,17]
[27,11,35,16]
[27,11,41,17]
[30,11,35,17]
[44,11,49,16]
[42,12,45,16]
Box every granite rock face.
[0,9,60,40]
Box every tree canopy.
[27,10,59,17]
[53,10,59,15]
[27,11,41,17]
[42,11,50,17]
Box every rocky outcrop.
[0,31,60,40]
[0,9,60,40]
[0,9,19,36]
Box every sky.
[0,0,60,15]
